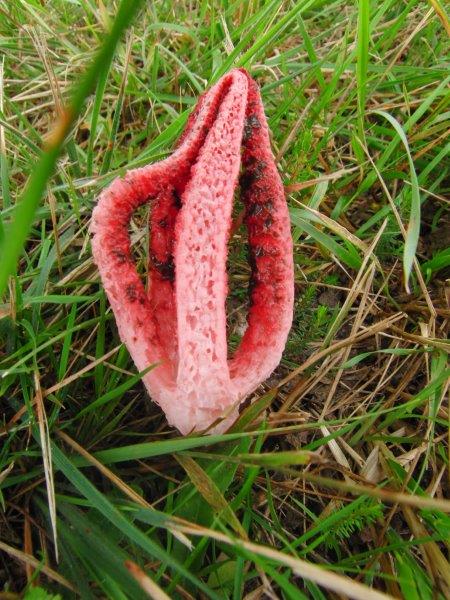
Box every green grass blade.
[373,109,421,292]
[356,0,370,140]
[0,0,144,296]
[51,442,221,599]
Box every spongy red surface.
[90,69,294,434]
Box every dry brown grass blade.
[175,454,248,538]
[0,592,20,600]
[55,429,193,550]
[389,325,449,351]
[357,136,436,317]
[5,344,123,430]
[47,190,63,277]
[8,277,16,323]
[428,0,450,35]
[412,126,450,160]
[190,452,450,513]
[44,343,123,397]
[26,26,63,116]
[295,202,379,265]
[124,561,172,600]
[295,471,450,513]
[23,512,34,584]
[0,540,74,591]
[276,97,314,161]
[34,372,58,562]
[56,429,151,505]
[320,262,377,419]
[279,311,405,392]
[285,166,360,192]
[167,523,396,600]
[402,505,450,595]
[0,461,14,486]
[319,425,353,484]
[370,8,434,93]
[323,219,388,347]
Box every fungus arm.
[174,71,248,415]
[229,71,294,396]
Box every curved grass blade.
[51,442,221,599]
[373,110,421,292]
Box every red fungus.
[90,69,294,434]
